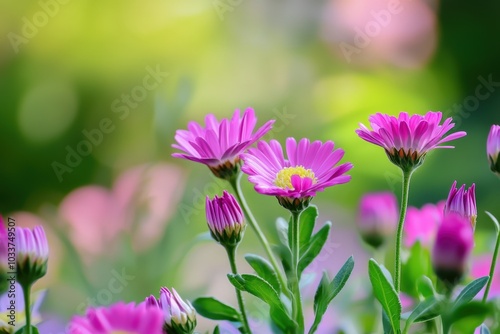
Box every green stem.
[226,246,252,334]
[229,173,291,297]
[290,210,304,333]
[483,224,500,302]
[394,169,413,293]
[21,282,32,334]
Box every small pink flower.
[487,124,500,175]
[0,216,7,272]
[357,192,398,248]
[68,302,164,334]
[145,287,197,334]
[172,108,274,180]
[241,138,353,211]
[16,226,49,286]
[404,202,444,248]
[432,213,474,286]
[444,181,477,228]
[356,111,466,171]
[206,191,246,247]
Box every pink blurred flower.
[404,202,444,248]
[471,255,500,300]
[322,0,438,68]
[487,124,500,175]
[68,302,164,334]
[172,108,274,180]
[357,192,398,248]
[432,213,474,286]
[206,191,246,247]
[145,287,197,334]
[356,111,466,171]
[444,181,477,229]
[242,138,353,211]
[59,163,186,257]
[0,217,6,273]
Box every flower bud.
[357,192,398,248]
[487,124,500,175]
[432,213,474,288]
[146,288,197,334]
[444,181,477,229]
[16,226,49,287]
[206,191,246,248]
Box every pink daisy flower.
[444,181,477,229]
[487,124,500,175]
[16,226,49,286]
[404,202,444,248]
[355,111,466,171]
[68,302,164,334]
[241,138,353,211]
[172,108,274,180]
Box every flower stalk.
[290,210,304,333]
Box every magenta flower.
[404,202,444,248]
[206,191,246,247]
[356,111,466,171]
[16,226,49,286]
[444,181,477,229]
[0,217,7,269]
[357,192,399,248]
[172,108,274,180]
[241,138,353,212]
[432,213,474,287]
[145,287,197,334]
[487,124,500,175]
[68,302,164,334]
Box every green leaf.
[245,254,281,294]
[299,222,331,275]
[227,274,296,331]
[15,326,40,334]
[479,324,491,334]
[309,256,354,334]
[192,297,241,322]
[299,205,318,253]
[452,276,489,311]
[382,311,395,334]
[213,325,221,334]
[276,217,289,247]
[448,301,492,334]
[403,296,443,332]
[401,241,431,297]
[368,259,401,333]
[416,275,436,299]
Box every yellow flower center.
[274,166,317,190]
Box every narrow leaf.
[192,297,241,322]
[452,276,489,311]
[368,259,401,333]
[227,274,296,331]
[309,256,354,334]
[416,275,436,299]
[245,254,281,294]
[299,205,318,253]
[213,326,221,334]
[403,296,443,332]
[299,222,331,274]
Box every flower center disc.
[274,166,317,189]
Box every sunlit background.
[1,0,499,332]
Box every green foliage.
[309,256,355,334]
[245,254,281,294]
[368,259,401,334]
[401,242,432,298]
[227,274,296,331]
[15,326,40,334]
[192,297,241,322]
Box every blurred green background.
[1,0,499,331]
